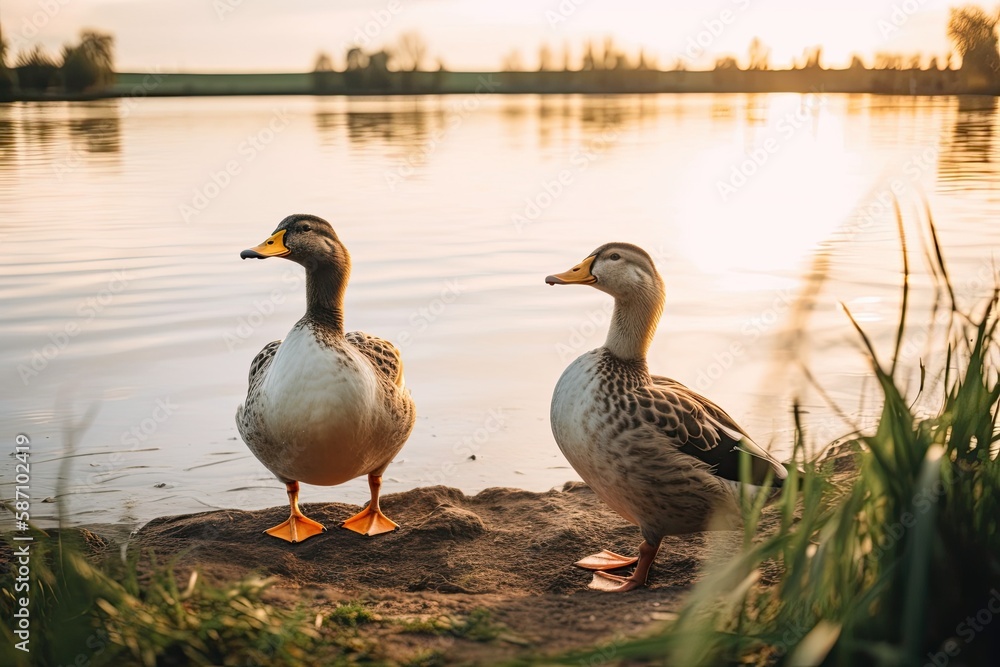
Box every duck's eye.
[609,253,621,261]
[300,225,311,233]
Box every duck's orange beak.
[241,230,290,259]
[546,255,597,285]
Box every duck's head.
[545,242,663,301]
[241,214,350,273]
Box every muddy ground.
[112,481,791,665]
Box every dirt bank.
[117,481,786,664]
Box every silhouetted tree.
[602,37,617,70]
[849,54,866,70]
[801,46,823,70]
[874,53,903,70]
[368,50,391,74]
[538,43,554,71]
[344,47,368,88]
[907,54,922,70]
[395,31,427,71]
[346,47,367,71]
[341,48,392,89]
[15,45,59,92]
[747,37,771,70]
[636,48,654,71]
[610,51,629,70]
[312,51,335,92]
[561,42,573,71]
[714,56,739,71]
[61,30,114,93]
[582,41,597,70]
[314,52,334,72]
[0,24,16,99]
[502,49,524,71]
[948,6,1000,81]
[668,57,687,72]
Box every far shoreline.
[5,66,1000,102]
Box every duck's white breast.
[255,325,383,484]
[550,351,602,455]
[550,351,640,524]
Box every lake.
[2,93,998,530]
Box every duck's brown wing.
[247,340,282,392]
[634,376,787,486]
[345,331,406,387]
[237,339,282,450]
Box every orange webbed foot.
[264,512,327,543]
[587,571,646,592]
[340,505,399,536]
[575,549,640,571]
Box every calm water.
[2,93,999,530]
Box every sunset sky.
[2,0,962,72]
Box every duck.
[236,214,415,543]
[545,242,787,592]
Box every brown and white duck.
[236,214,415,542]
[546,242,787,591]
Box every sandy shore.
[107,481,785,663]
[0,480,817,663]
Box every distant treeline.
[4,6,1000,100]
[0,29,115,100]
[108,67,974,98]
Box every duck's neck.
[305,263,348,333]
[605,281,665,361]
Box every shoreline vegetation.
[8,66,1000,101]
[5,6,1000,101]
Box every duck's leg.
[264,481,327,543]
[340,474,399,536]
[575,550,640,571]
[587,540,660,592]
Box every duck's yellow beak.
[241,230,291,259]
[546,255,597,285]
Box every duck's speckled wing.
[247,340,282,392]
[345,331,405,388]
[636,376,787,487]
[237,339,282,455]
